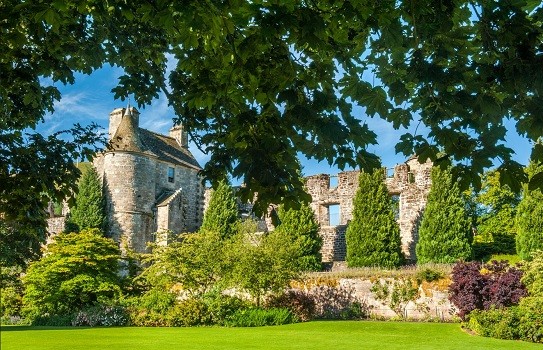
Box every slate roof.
[109,110,201,170]
[156,188,183,207]
[138,129,201,169]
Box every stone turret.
[110,106,144,152]
[108,106,140,140]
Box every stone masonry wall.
[46,217,65,236]
[319,225,347,262]
[306,158,432,263]
[101,152,157,253]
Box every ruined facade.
[202,157,432,263]
[305,157,432,263]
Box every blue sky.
[37,64,532,179]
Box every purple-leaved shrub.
[449,261,527,319]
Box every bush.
[467,308,521,340]
[31,313,74,326]
[225,307,297,327]
[124,289,177,327]
[308,285,368,320]
[72,304,129,327]
[265,290,316,321]
[466,298,543,343]
[449,261,527,319]
[482,260,526,309]
[416,268,444,283]
[202,292,249,325]
[167,298,210,327]
[517,297,543,343]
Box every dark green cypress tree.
[275,203,322,271]
[516,162,543,260]
[201,180,239,239]
[416,167,472,263]
[66,167,107,233]
[346,169,403,268]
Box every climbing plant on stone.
[416,167,472,263]
[346,169,403,268]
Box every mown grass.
[1,321,539,350]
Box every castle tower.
[102,106,157,252]
[108,106,140,140]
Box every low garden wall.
[292,275,455,321]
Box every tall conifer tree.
[275,203,322,271]
[201,180,239,239]
[516,162,543,260]
[416,167,472,263]
[66,167,107,233]
[346,169,403,268]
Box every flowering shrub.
[72,304,129,327]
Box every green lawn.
[1,321,539,350]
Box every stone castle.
[45,106,205,252]
[47,107,432,262]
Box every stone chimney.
[169,124,189,148]
[109,106,140,140]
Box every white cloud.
[139,92,175,134]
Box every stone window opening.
[390,194,400,220]
[385,167,394,178]
[408,172,415,183]
[329,176,338,189]
[328,203,340,226]
[168,167,175,183]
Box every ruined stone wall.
[386,158,432,261]
[46,217,65,236]
[305,171,359,226]
[306,158,432,263]
[319,225,347,262]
